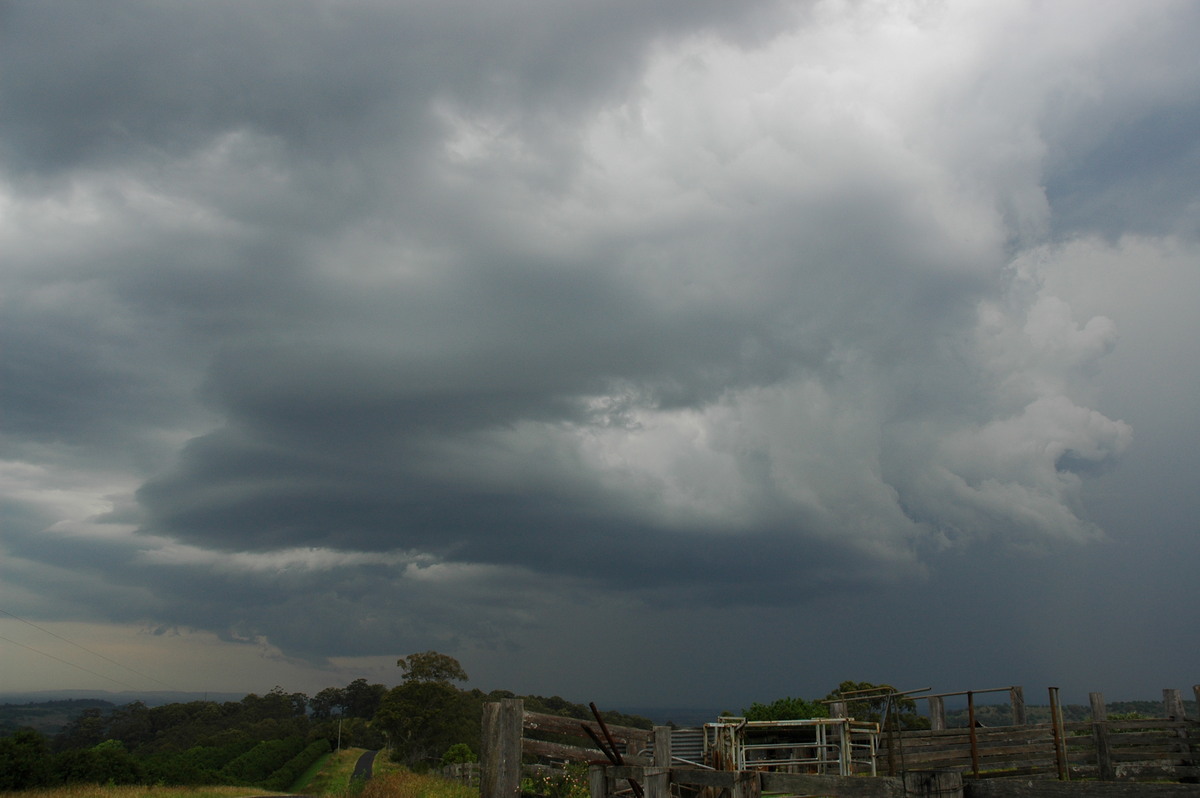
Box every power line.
[0,633,143,691]
[0,608,182,692]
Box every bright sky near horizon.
[2,0,1198,711]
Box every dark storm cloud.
[0,0,791,176]
[2,0,1197,696]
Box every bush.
[0,729,53,791]
[54,739,143,785]
[441,742,477,766]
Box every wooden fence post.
[588,764,609,798]
[1165,688,1190,762]
[1165,689,1185,719]
[1090,692,1114,781]
[653,726,672,767]
[643,766,670,798]
[1010,686,1026,726]
[482,698,524,798]
[929,696,946,731]
[1049,687,1068,781]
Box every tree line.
[0,651,652,791]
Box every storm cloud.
[2,0,1197,705]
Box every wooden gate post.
[1090,692,1115,781]
[482,698,524,798]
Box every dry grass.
[357,770,477,798]
[0,786,288,798]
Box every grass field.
[290,745,388,794]
[0,787,289,798]
[0,751,480,798]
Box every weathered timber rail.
[879,688,1200,782]
[589,764,1200,798]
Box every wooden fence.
[878,688,1200,782]
[586,763,1200,798]
[480,698,653,798]
[481,687,1200,798]
[442,761,481,787]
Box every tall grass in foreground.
[357,769,478,798]
[0,787,286,798]
[0,760,479,798]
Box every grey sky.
[2,0,1197,710]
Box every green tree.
[375,651,474,769]
[376,680,475,768]
[825,681,929,730]
[310,686,345,720]
[343,677,387,717]
[742,696,828,721]
[398,650,469,685]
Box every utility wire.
[0,633,143,691]
[0,608,181,692]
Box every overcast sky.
[2,0,1198,713]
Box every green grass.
[292,746,371,795]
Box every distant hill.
[0,689,246,707]
[612,706,725,727]
[0,698,116,736]
[0,690,248,736]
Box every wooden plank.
[963,779,1200,798]
[524,710,652,746]
[523,737,609,763]
[670,769,735,789]
[904,771,963,798]
[762,771,904,798]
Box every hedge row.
[219,735,307,784]
[261,738,333,791]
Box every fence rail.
[880,690,1200,782]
